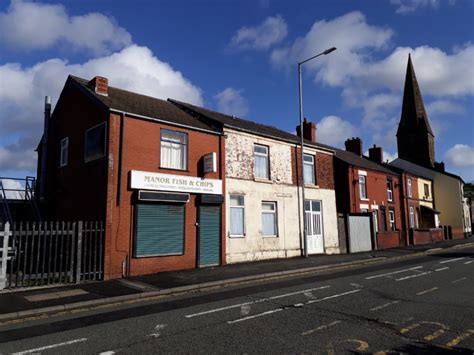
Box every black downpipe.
[116,112,125,206]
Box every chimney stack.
[345,137,363,156]
[434,161,445,172]
[368,144,383,164]
[39,95,52,201]
[296,117,317,142]
[88,76,108,96]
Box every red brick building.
[334,138,403,250]
[37,75,225,279]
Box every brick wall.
[376,231,400,249]
[291,147,335,190]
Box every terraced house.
[171,101,341,263]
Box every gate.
[0,221,104,290]
[347,214,373,253]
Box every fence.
[0,221,104,290]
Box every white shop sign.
[130,170,222,195]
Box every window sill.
[360,198,369,201]
[305,184,319,189]
[262,235,278,238]
[159,166,189,173]
[254,177,272,184]
[229,235,245,239]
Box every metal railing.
[0,177,42,222]
[0,221,104,290]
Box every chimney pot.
[368,145,383,164]
[345,137,363,156]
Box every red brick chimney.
[368,144,383,163]
[345,137,363,156]
[88,76,108,96]
[296,118,317,142]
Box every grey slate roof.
[334,148,398,175]
[169,99,335,152]
[68,76,217,132]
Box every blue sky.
[1,0,473,182]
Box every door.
[305,200,324,254]
[198,206,221,267]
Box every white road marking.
[439,257,466,264]
[185,285,330,318]
[464,260,473,264]
[350,282,363,288]
[365,266,423,280]
[227,309,283,324]
[99,352,116,355]
[13,338,88,355]
[148,324,167,338]
[416,287,438,295]
[451,277,467,284]
[396,271,431,281]
[434,267,449,271]
[240,304,251,316]
[370,300,400,311]
[227,289,361,324]
[302,320,341,336]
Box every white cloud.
[231,15,288,50]
[383,150,398,163]
[426,99,465,116]
[316,115,356,147]
[0,45,203,172]
[390,0,447,14]
[214,88,249,117]
[0,0,131,55]
[0,178,26,199]
[444,144,474,168]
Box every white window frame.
[424,183,430,199]
[160,129,188,170]
[387,179,393,202]
[359,175,367,200]
[84,122,107,163]
[60,137,69,167]
[261,201,278,237]
[407,178,412,198]
[409,206,415,228]
[254,144,269,179]
[303,154,315,185]
[229,195,245,237]
[389,209,396,231]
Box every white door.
[305,200,324,254]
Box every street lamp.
[298,46,336,257]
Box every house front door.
[305,200,324,254]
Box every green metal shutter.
[135,203,184,257]
[198,206,221,267]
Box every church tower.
[396,54,435,168]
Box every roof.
[390,158,465,183]
[334,148,398,175]
[397,54,433,136]
[169,99,334,153]
[68,76,218,133]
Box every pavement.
[0,236,472,322]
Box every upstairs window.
[254,144,269,179]
[407,178,412,198]
[60,137,69,167]
[85,122,106,162]
[424,183,430,198]
[160,129,187,170]
[359,175,367,200]
[387,179,393,202]
[303,154,315,185]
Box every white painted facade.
[224,129,340,263]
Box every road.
[0,247,473,354]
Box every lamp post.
[298,46,336,257]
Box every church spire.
[396,54,436,167]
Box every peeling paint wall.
[224,128,340,263]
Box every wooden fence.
[0,221,104,290]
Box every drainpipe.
[40,96,51,201]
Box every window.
[387,179,393,201]
[229,195,245,236]
[389,209,396,231]
[303,154,315,184]
[407,178,412,198]
[409,206,415,228]
[424,183,430,198]
[359,175,367,200]
[380,208,387,231]
[262,202,277,236]
[254,144,269,179]
[60,137,68,167]
[160,129,187,170]
[85,122,106,162]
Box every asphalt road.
[0,247,473,354]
